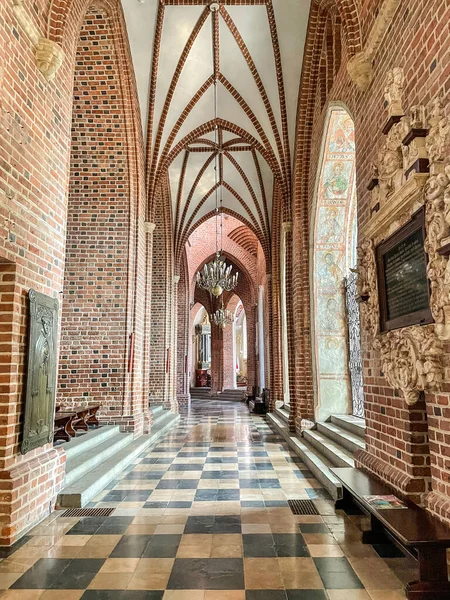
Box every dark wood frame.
[376,206,433,332]
[332,467,450,600]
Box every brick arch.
[291,0,361,427]
[181,209,270,267]
[57,1,148,431]
[317,0,362,57]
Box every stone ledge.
[355,448,428,503]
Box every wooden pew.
[54,412,76,442]
[53,403,100,443]
[331,467,450,600]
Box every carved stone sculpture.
[347,0,401,92]
[384,67,404,118]
[35,38,64,81]
[374,325,443,405]
[12,1,64,82]
[424,168,450,340]
[377,122,404,201]
[356,239,379,338]
[400,107,429,173]
[22,290,59,454]
[426,96,450,168]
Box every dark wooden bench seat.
[54,404,100,443]
[54,412,76,442]
[331,467,450,600]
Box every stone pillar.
[281,222,292,409]
[142,222,156,431]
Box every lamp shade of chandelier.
[211,303,234,329]
[195,4,239,298]
[196,253,239,298]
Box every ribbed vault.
[126,0,311,250]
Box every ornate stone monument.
[357,82,450,405]
[22,290,59,454]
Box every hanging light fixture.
[196,10,238,298]
[211,302,234,329]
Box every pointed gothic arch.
[310,106,360,422]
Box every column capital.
[144,222,156,234]
[281,221,293,234]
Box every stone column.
[281,222,292,409]
[142,222,156,431]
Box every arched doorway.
[311,107,363,422]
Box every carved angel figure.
[384,67,404,114]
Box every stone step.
[330,414,366,439]
[58,435,155,508]
[303,429,355,468]
[152,410,180,434]
[63,425,121,460]
[266,412,342,500]
[58,411,180,508]
[150,404,166,416]
[275,406,290,424]
[317,422,365,454]
[64,431,134,487]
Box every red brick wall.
[58,8,130,421]
[291,0,450,519]
[0,0,146,544]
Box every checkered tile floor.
[0,400,415,599]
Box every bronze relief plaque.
[22,290,59,455]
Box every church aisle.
[0,401,413,599]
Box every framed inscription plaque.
[22,290,59,454]
[376,207,432,332]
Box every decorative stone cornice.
[144,222,156,235]
[347,0,401,91]
[12,0,64,81]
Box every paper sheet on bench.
[362,495,407,510]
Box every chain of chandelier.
[196,6,238,329]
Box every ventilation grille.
[288,499,319,515]
[61,508,115,517]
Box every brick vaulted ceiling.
[122,0,311,247]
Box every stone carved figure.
[356,239,379,338]
[424,167,450,339]
[426,95,450,166]
[384,67,404,116]
[377,123,404,201]
[374,325,443,405]
[35,38,64,81]
[22,290,59,454]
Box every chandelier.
[211,302,234,329]
[197,253,238,298]
[195,38,238,298]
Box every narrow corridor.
[1,401,415,599]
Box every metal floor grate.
[60,508,115,517]
[288,499,319,515]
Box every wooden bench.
[331,467,450,600]
[54,412,76,442]
[54,404,100,443]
